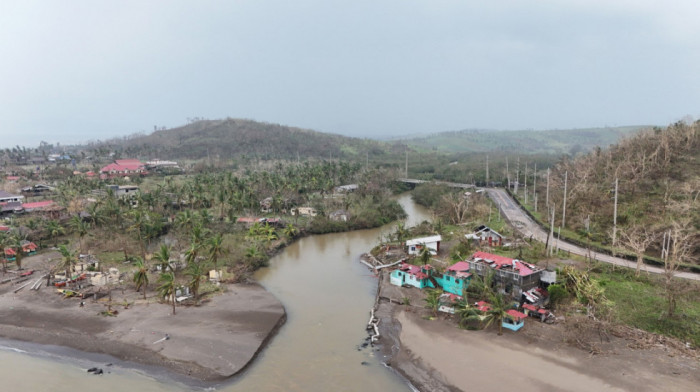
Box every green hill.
[94,118,404,162]
[402,126,649,155]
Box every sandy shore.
[0,253,286,384]
[375,273,699,392]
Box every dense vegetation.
[402,126,647,155]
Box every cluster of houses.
[3,241,38,261]
[390,234,555,331]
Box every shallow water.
[0,194,430,391]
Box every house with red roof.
[4,247,16,261]
[390,262,437,289]
[465,251,544,297]
[100,159,147,178]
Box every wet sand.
[377,286,699,392]
[0,275,285,383]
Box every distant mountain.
[94,118,403,161]
[401,126,650,155]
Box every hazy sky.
[2,1,699,147]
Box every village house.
[465,251,543,297]
[465,225,505,247]
[21,184,55,196]
[260,197,273,213]
[291,207,317,217]
[0,190,24,204]
[435,261,472,296]
[106,184,139,197]
[329,209,350,222]
[334,184,358,193]
[502,309,528,331]
[100,159,147,178]
[390,263,436,289]
[406,235,442,255]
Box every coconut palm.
[423,289,442,317]
[207,233,226,270]
[418,244,432,265]
[153,244,172,273]
[157,272,176,315]
[394,221,408,245]
[69,215,90,255]
[185,259,207,303]
[45,220,64,247]
[58,244,77,283]
[133,258,149,300]
[282,223,298,239]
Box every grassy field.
[592,265,700,347]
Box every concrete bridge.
[398,178,476,190]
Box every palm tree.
[423,289,442,317]
[185,259,207,303]
[58,245,77,284]
[456,301,482,329]
[482,292,509,336]
[69,215,90,255]
[157,272,176,315]
[282,223,298,239]
[207,233,226,270]
[245,245,263,268]
[418,245,432,265]
[153,244,172,273]
[394,221,408,245]
[45,220,64,247]
[133,258,149,300]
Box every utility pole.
[515,157,520,195]
[485,155,489,186]
[546,205,555,256]
[612,177,618,257]
[524,161,528,204]
[506,157,510,190]
[546,168,550,209]
[562,171,568,229]
[533,163,537,202]
[405,147,408,178]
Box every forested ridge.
[542,121,699,265]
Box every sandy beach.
[0,253,286,383]
[375,273,699,392]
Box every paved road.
[487,188,700,281]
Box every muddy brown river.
[0,194,431,391]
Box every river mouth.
[0,193,431,391]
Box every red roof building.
[22,200,55,211]
[100,159,147,177]
[472,251,537,277]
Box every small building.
[465,225,504,247]
[260,197,273,213]
[334,184,358,193]
[435,261,472,296]
[329,209,350,222]
[4,248,17,261]
[106,185,139,197]
[502,309,527,331]
[21,184,54,196]
[291,207,317,217]
[21,241,38,255]
[406,235,442,256]
[438,293,463,314]
[0,190,24,204]
[390,263,436,289]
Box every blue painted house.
[502,309,527,331]
[435,261,472,296]
[390,263,436,289]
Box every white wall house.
[406,235,442,255]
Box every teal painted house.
[435,261,472,296]
[502,309,527,331]
[390,263,436,289]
